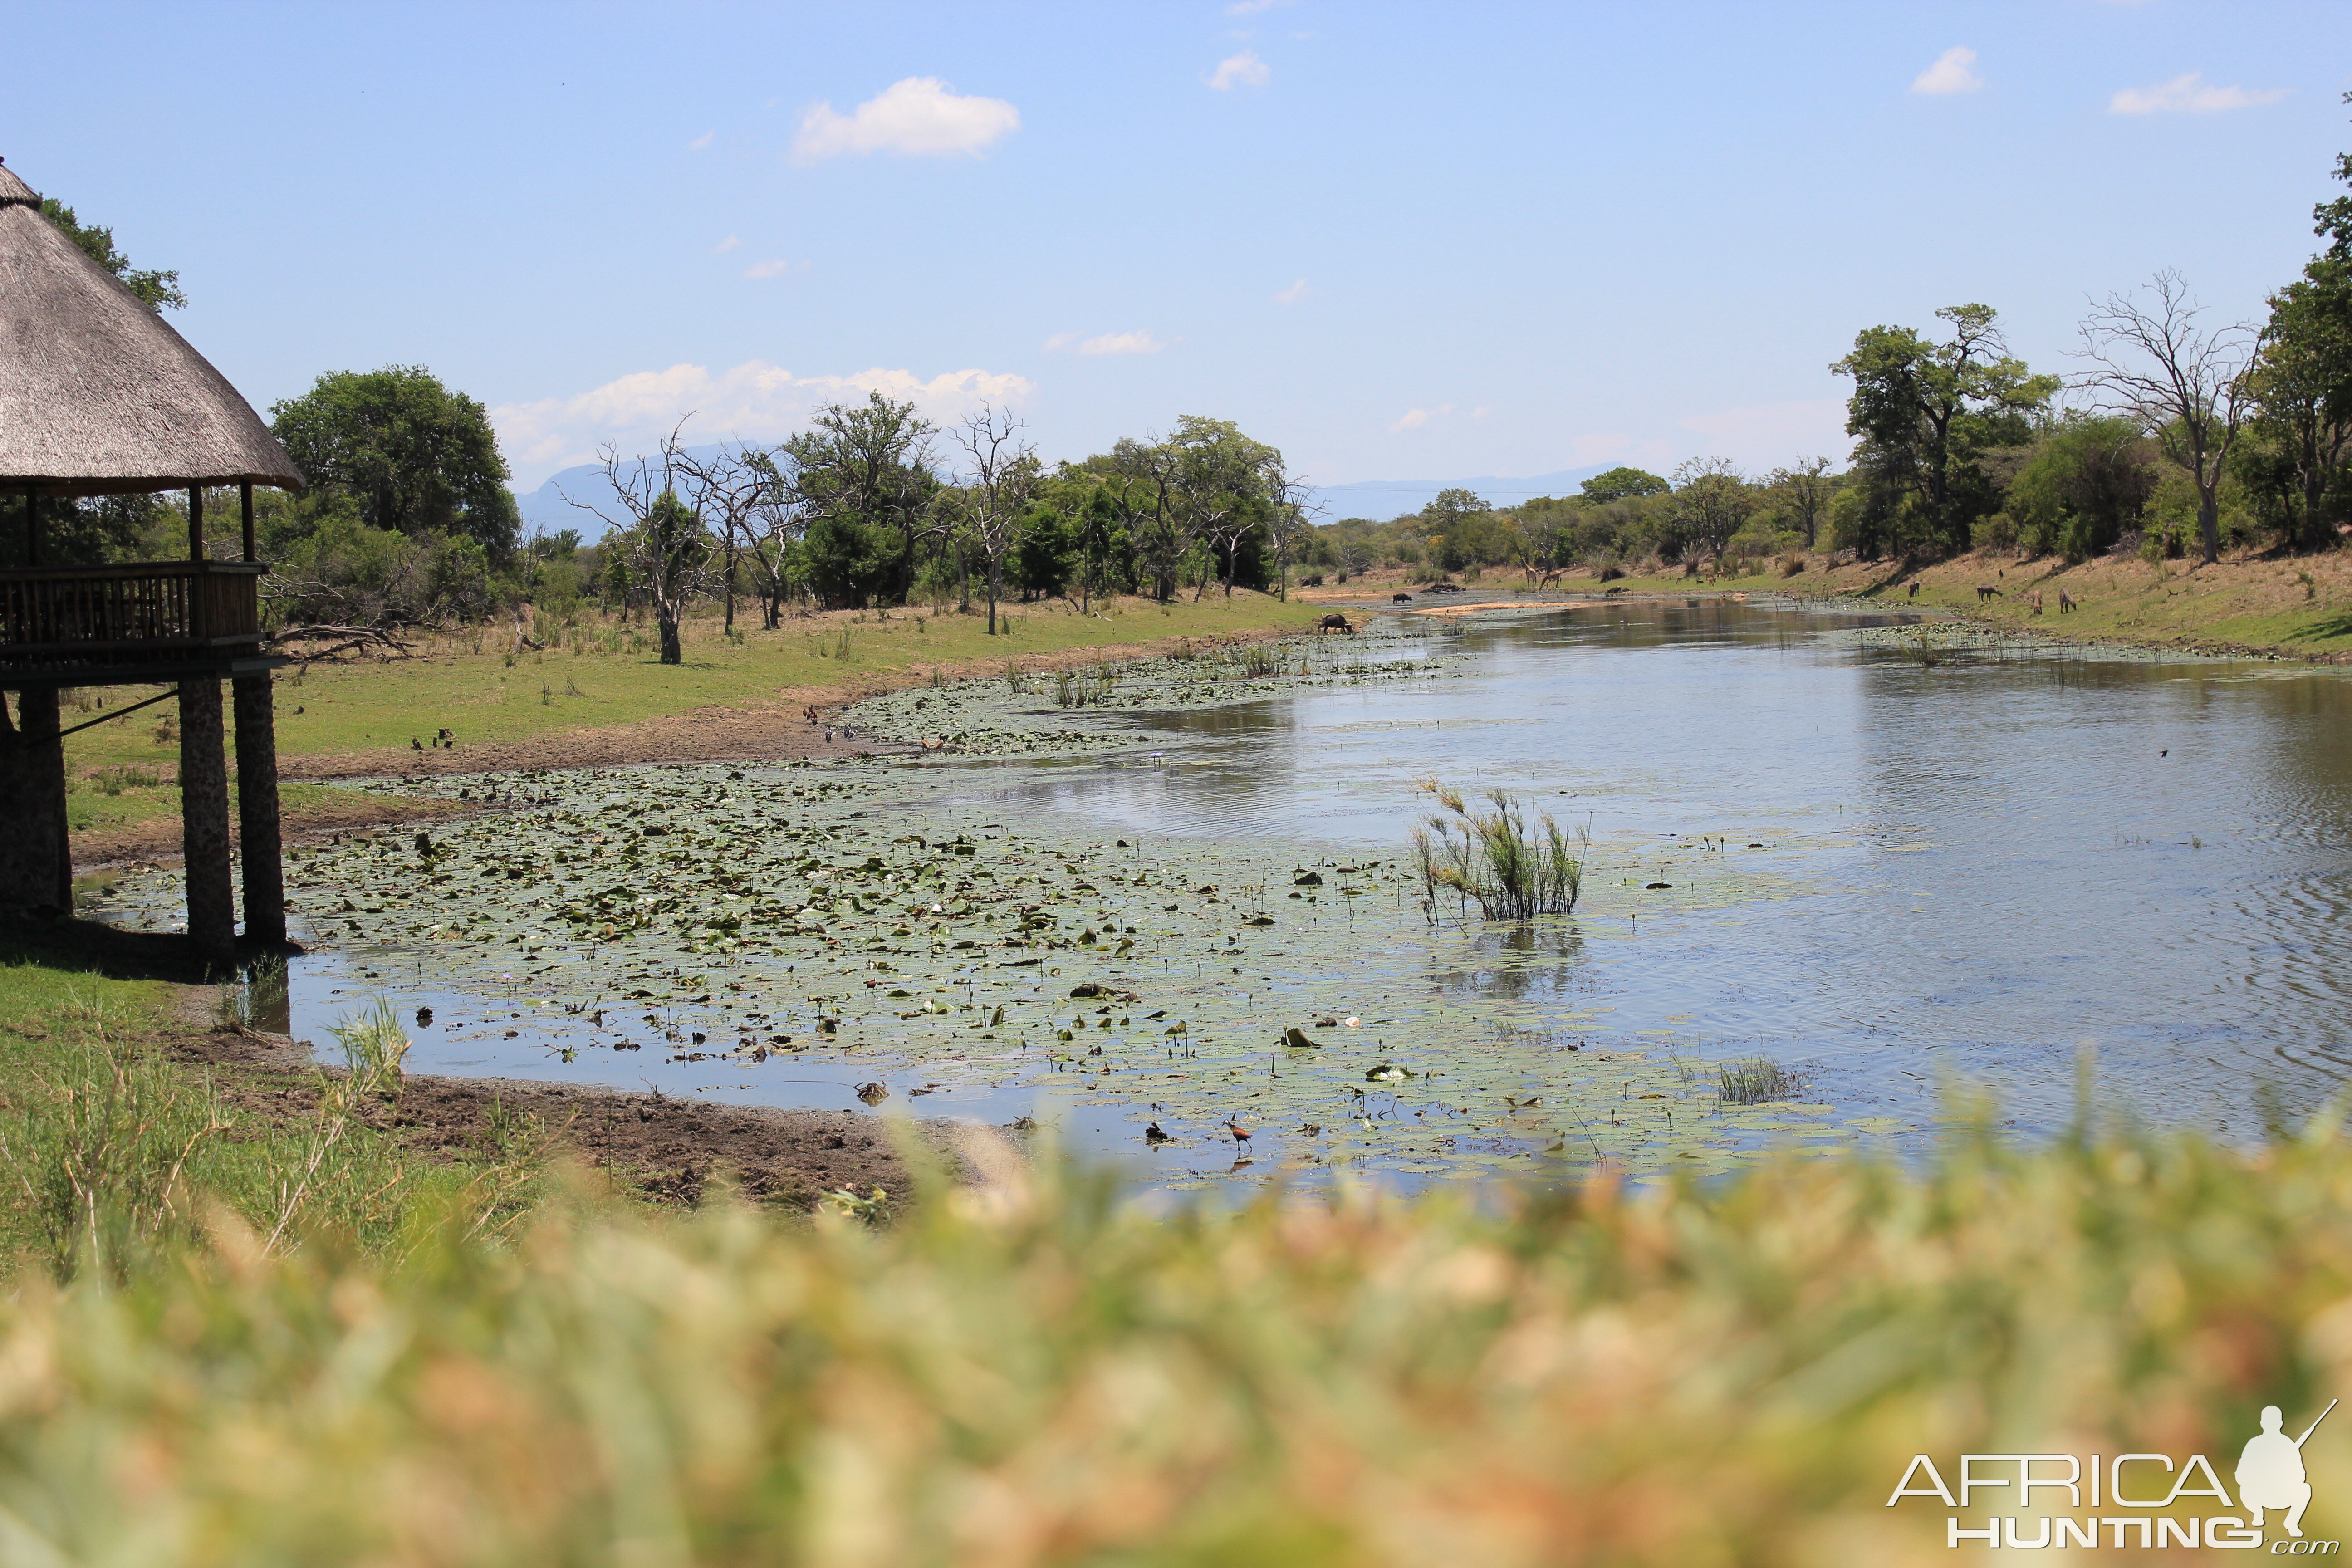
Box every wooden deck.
[0,560,264,681]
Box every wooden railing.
[0,562,265,677]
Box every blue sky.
[8,2,2347,508]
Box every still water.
[160,597,2352,1166]
[950,598,2352,1140]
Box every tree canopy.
[1580,467,1669,504]
[271,367,521,558]
[38,198,185,313]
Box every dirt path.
[175,1014,986,1211]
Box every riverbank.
[1297,546,2352,659]
[59,592,1323,872]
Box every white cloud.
[1676,400,1850,469]
[791,77,1020,163]
[1226,0,1288,13]
[1274,277,1310,306]
[1388,403,1454,434]
[1041,331,1078,352]
[493,361,1035,489]
[740,259,807,280]
[688,130,715,151]
[1910,46,1983,96]
[714,234,742,254]
[1078,330,1169,356]
[2109,72,2287,115]
[1209,50,1271,91]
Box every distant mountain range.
[514,459,1612,541]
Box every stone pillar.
[0,688,71,917]
[232,671,284,946]
[178,676,235,965]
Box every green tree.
[1833,304,2056,557]
[271,367,521,558]
[39,198,185,312]
[2246,270,2352,548]
[1579,467,1669,504]
[784,394,941,608]
[1669,458,1754,561]
[2004,416,2157,562]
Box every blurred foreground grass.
[2,1084,2351,1564]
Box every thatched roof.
[0,157,303,497]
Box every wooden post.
[0,688,72,916]
[178,676,235,965]
[21,489,33,568]
[188,484,203,563]
[240,481,255,563]
[232,671,284,946]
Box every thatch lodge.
[0,154,303,963]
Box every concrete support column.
[177,676,235,965]
[0,689,71,917]
[231,671,284,946]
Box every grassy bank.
[1308,548,2352,659]
[55,592,1322,852]
[0,927,545,1272]
[0,1108,2345,1563]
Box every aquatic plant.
[1719,1056,1804,1105]
[1413,779,1585,922]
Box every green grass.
[0,1106,2347,1562]
[0,928,542,1276]
[56,594,1323,838]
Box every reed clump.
[1413,778,1585,921]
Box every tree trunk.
[0,688,71,919]
[987,554,1001,635]
[2199,486,2222,565]
[179,676,236,967]
[233,672,286,947]
[723,543,737,634]
[658,609,682,665]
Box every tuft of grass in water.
[1412,779,1585,922]
[1718,1056,1805,1105]
[1237,641,1283,677]
[10,1114,2352,1560]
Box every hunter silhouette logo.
[1887,1398,2340,1550]
[2242,1400,2334,1540]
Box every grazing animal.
[1538,570,1563,588]
[2058,588,2078,613]
[436,727,455,747]
[1299,574,1324,588]
[1597,564,1627,583]
[1906,582,1920,598]
[1318,612,1354,634]
[2028,591,2044,616]
[1393,592,1413,603]
[1975,585,2003,603]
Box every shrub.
[1413,779,1584,921]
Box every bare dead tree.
[736,446,807,628]
[2076,270,2259,565]
[560,420,717,665]
[949,405,1039,635]
[671,442,771,637]
[1259,450,1321,601]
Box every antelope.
[1975,585,2003,603]
[2028,592,2044,616]
[2058,588,2078,613]
[1907,582,1920,598]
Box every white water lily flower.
[1343,1016,1361,1027]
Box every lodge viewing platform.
[0,559,265,681]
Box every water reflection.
[940,598,2352,1136]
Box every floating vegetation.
[1413,780,1585,923]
